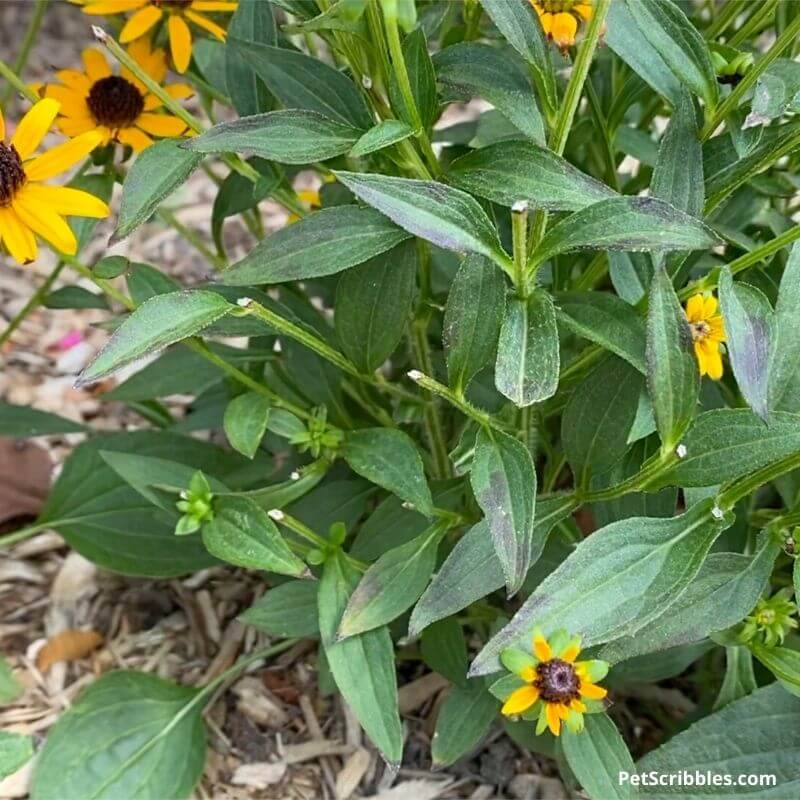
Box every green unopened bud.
[740,588,798,648]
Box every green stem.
[0,0,48,105]
[267,509,329,549]
[704,0,748,40]
[0,260,65,348]
[702,9,800,140]
[0,57,38,103]
[727,0,778,48]
[582,451,678,503]
[0,520,53,550]
[511,202,529,297]
[718,451,800,511]
[158,208,226,270]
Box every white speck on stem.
[268,509,284,521]
[711,505,724,520]
[236,297,253,308]
[407,369,423,382]
[512,200,529,214]
[290,471,300,481]
[91,25,108,42]
[362,75,373,90]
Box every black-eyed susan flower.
[44,39,192,153]
[72,0,237,74]
[491,629,608,736]
[530,0,593,50]
[684,293,726,380]
[0,99,109,265]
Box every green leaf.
[343,428,434,516]
[0,656,22,705]
[202,496,307,577]
[0,731,33,781]
[126,262,180,304]
[70,172,114,252]
[434,42,544,144]
[655,409,800,488]
[601,537,780,663]
[334,171,511,268]
[431,680,499,767]
[0,402,86,437]
[562,714,638,800]
[748,59,800,125]
[44,285,108,310]
[223,206,410,285]
[338,523,445,638]
[604,1,681,104]
[225,0,276,117]
[421,618,468,685]
[531,197,720,269]
[448,140,616,211]
[555,291,646,373]
[319,551,403,764]
[185,110,362,164]
[115,140,202,240]
[609,251,654,305]
[350,119,414,157]
[714,646,757,709]
[646,265,700,452]
[471,427,537,596]
[562,356,643,488]
[636,684,800,798]
[77,291,232,386]
[470,500,729,676]
[388,27,438,129]
[751,645,800,697]
[239,580,319,637]
[35,432,244,577]
[229,38,372,128]
[335,240,417,373]
[720,268,774,422]
[409,495,577,636]
[444,254,507,395]
[651,91,703,218]
[223,392,270,459]
[93,255,129,279]
[495,291,560,406]
[31,671,205,800]
[769,243,800,412]
[625,0,718,111]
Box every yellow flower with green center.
[71,0,238,74]
[493,629,608,736]
[0,99,109,265]
[530,0,594,50]
[43,39,192,153]
[684,293,726,380]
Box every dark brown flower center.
[689,320,711,341]
[0,143,25,206]
[86,75,144,129]
[535,658,580,704]
[153,0,193,8]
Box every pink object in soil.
[56,330,84,351]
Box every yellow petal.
[17,183,110,218]
[685,294,704,322]
[82,0,147,13]
[550,12,578,48]
[11,98,60,159]
[556,703,570,720]
[56,69,93,93]
[579,681,607,700]
[143,83,194,110]
[24,130,103,181]
[545,702,562,736]
[702,295,719,318]
[705,345,724,380]
[45,86,89,117]
[533,634,552,662]
[191,1,238,11]
[135,112,188,137]
[117,126,153,152]
[539,11,553,34]
[0,106,5,140]
[519,665,537,683]
[0,206,38,265]
[168,14,193,73]
[82,48,111,81]
[575,3,593,20]
[120,4,163,42]
[501,685,540,716]
[13,193,78,255]
[127,37,168,84]
[560,642,580,663]
[694,341,709,376]
[56,116,98,138]
[185,9,228,40]
[570,699,587,713]
[708,316,726,342]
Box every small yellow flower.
[72,0,238,74]
[530,0,594,50]
[0,99,109,265]
[684,293,726,380]
[43,40,193,153]
[495,629,608,737]
[287,189,321,224]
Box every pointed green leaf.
[388,27,438,129]
[202,496,307,577]
[495,291,559,406]
[720,268,774,422]
[185,110,362,164]
[223,392,271,459]
[714,647,757,709]
[471,427,537,596]
[444,254,507,395]
[343,428,434,516]
[115,140,202,240]
[77,291,233,386]
[470,500,730,676]
[239,580,319,638]
[0,402,86,437]
[350,119,414,157]
[334,171,511,268]
[421,619,468,686]
[769,243,800,411]
[751,645,800,697]
[319,552,402,764]
[448,140,616,211]
[646,266,699,452]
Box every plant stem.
[0,260,65,348]
[268,510,330,549]
[0,57,38,103]
[704,0,747,40]
[158,208,226,270]
[0,520,54,550]
[718,451,800,511]
[702,9,800,140]
[511,202,529,297]
[0,0,48,105]
[581,450,678,503]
